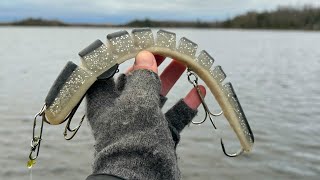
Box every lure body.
[43,29,254,153]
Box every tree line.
[220,6,320,30]
[2,6,320,30]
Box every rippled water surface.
[0,27,319,180]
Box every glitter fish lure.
[28,29,254,167]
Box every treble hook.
[186,69,246,158]
[63,65,120,140]
[63,96,85,140]
[220,139,244,157]
[187,70,223,128]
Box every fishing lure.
[28,28,254,167]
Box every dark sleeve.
[86,173,126,180]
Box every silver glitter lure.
[28,28,254,167]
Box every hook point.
[220,138,244,157]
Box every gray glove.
[86,69,198,180]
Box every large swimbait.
[27,29,254,168]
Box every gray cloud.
[1,0,320,23]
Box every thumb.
[120,51,161,107]
[132,50,158,74]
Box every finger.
[154,54,166,66]
[164,85,206,133]
[125,54,165,74]
[183,85,206,110]
[160,60,186,96]
[120,51,161,105]
[159,95,168,108]
[165,99,197,134]
[132,50,158,73]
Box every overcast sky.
[1,0,320,23]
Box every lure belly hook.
[28,28,254,166]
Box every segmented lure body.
[35,29,253,158]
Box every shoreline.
[1,25,319,32]
[2,6,320,31]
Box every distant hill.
[123,19,211,28]
[123,6,320,30]
[1,6,320,30]
[12,18,68,26]
[218,6,320,30]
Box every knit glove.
[86,69,198,180]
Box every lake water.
[0,27,319,180]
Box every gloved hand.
[86,51,206,180]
